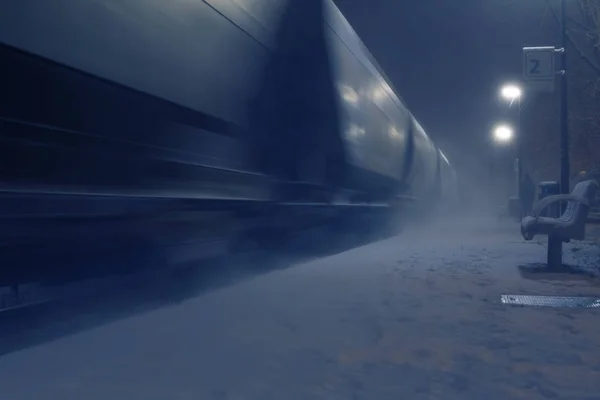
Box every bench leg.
[547,235,563,270]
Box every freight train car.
[0,0,454,203]
[250,0,447,203]
[0,0,457,287]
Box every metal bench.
[520,179,599,268]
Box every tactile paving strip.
[501,295,600,308]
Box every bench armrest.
[531,194,589,218]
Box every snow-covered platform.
[1,216,599,400]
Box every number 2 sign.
[523,46,556,93]
[528,58,541,74]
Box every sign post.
[522,43,570,198]
[521,46,565,219]
[521,0,570,262]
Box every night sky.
[334,0,559,175]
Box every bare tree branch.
[567,30,600,75]
[567,15,593,33]
[576,0,600,62]
[524,1,600,180]
[545,0,600,76]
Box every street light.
[500,84,522,105]
[499,83,523,206]
[493,124,514,144]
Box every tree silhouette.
[521,1,600,185]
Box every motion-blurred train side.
[0,0,457,204]
[0,0,458,286]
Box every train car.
[0,0,277,201]
[251,0,447,203]
[250,0,458,204]
[0,0,453,204]
[0,0,457,288]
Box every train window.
[338,84,359,106]
[367,103,405,178]
[326,3,409,115]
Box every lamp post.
[558,0,570,196]
[499,84,523,203]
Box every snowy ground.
[1,216,599,400]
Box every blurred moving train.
[0,0,458,287]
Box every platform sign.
[522,46,556,93]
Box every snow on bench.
[520,179,599,268]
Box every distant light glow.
[493,124,514,143]
[500,84,522,101]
